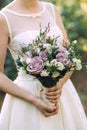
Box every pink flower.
[27,56,44,74]
[56,52,70,66]
[39,51,48,61]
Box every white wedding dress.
[0,1,87,130]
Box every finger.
[45,105,56,112]
[47,82,63,92]
[47,94,61,100]
[47,85,58,92]
[44,104,59,117]
[63,39,70,47]
[49,99,59,103]
[44,110,58,117]
[46,89,62,96]
[47,95,61,103]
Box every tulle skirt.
[0,75,87,130]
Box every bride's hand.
[63,37,70,47]
[33,96,59,117]
[45,83,62,104]
[45,70,74,104]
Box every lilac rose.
[56,52,70,66]
[27,56,44,74]
[58,45,67,53]
[39,51,48,61]
[56,45,71,66]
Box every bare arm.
[0,14,35,103]
[54,6,70,46]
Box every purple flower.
[64,58,71,66]
[58,45,67,53]
[27,56,44,74]
[56,52,70,66]
[39,51,48,61]
[56,45,71,66]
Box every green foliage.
[61,0,87,41]
[0,0,13,8]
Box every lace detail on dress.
[1,2,57,38]
[3,1,45,18]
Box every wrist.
[29,94,38,105]
[59,70,73,86]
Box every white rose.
[40,70,49,77]
[76,64,82,70]
[72,58,81,64]
[52,71,60,78]
[76,59,81,64]
[45,61,52,67]
[43,44,51,49]
[18,68,27,76]
[26,58,32,64]
[72,58,77,63]
[35,48,40,54]
[56,62,65,71]
[50,59,57,66]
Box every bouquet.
[15,24,82,105]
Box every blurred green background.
[0,0,87,114]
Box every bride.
[0,0,87,130]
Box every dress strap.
[0,11,12,40]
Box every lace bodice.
[0,1,63,60]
